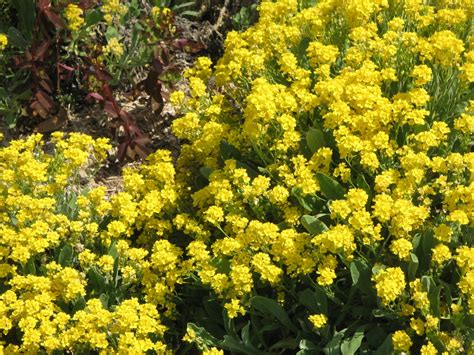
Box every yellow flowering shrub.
[167,0,474,352]
[0,134,176,352]
[1,0,474,353]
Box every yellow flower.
[308,314,327,329]
[102,0,128,23]
[421,30,465,66]
[447,210,469,225]
[230,264,253,295]
[390,238,413,260]
[432,244,452,266]
[104,37,124,57]
[372,267,406,305]
[410,279,430,311]
[0,33,8,50]
[151,6,161,21]
[313,225,356,256]
[410,317,425,335]
[411,65,432,86]
[97,255,115,273]
[455,246,474,272]
[433,224,453,242]
[252,253,282,284]
[204,206,224,225]
[170,90,185,106]
[392,330,412,352]
[182,326,196,343]
[106,220,127,237]
[334,163,351,182]
[64,4,84,31]
[346,188,368,211]
[425,315,439,330]
[316,255,338,286]
[224,299,245,318]
[420,341,438,355]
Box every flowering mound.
[1,0,474,353]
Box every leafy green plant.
[232,2,259,31]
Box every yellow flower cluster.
[101,0,128,24]
[0,134,174,352]
[392,330,412,352]
[372,267,406,305]
[64,3,84,32]
[103,37,124,57]
[308,313,327,329]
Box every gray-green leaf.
[317,173,345,200]
[301,215,328,235]
[307,128,326,153]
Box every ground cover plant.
[0,0,474,353]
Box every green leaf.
[72,296,86,312]
[99,293,109,308]
[58,244,73,267]
[292,188,326,212]
[180,10,199,17]
[210,257,231,274]
[429,285,442,316]
[250,296,297,332]
[186,323,220,347]
[372,309,397,319]
[241,322,251,346]
[373,335,393,354]
[349,259,373,295]
[324,330,346,355]
[421,275,432,292]
[86,9,103,27]
[412,233,422,249]
[11,0,35,40]
[24,257,36,275]
[371,264,385,275]
[220,140,241,161]
[87,267,106,292]
[105,26,119,41]
[301,215,328,235]
[7,27,29,49]
[314,287,329,313]
[307,128,326,153]
[356,174,371,199]
[408,252,419,281]
[200,166,213,180]
[317,173,345,200]
[172,1,195,10]
[270,337,299,351]
[298,288,327,313]
[299,339,318,351]
[365,326,387,348]
[341,331,364,355]
[420,229,437,270]
[112,257,120,287]
[236,161,258,179]
[350,262,360,285]
[221,335,263,354]
[108,241,118,260]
